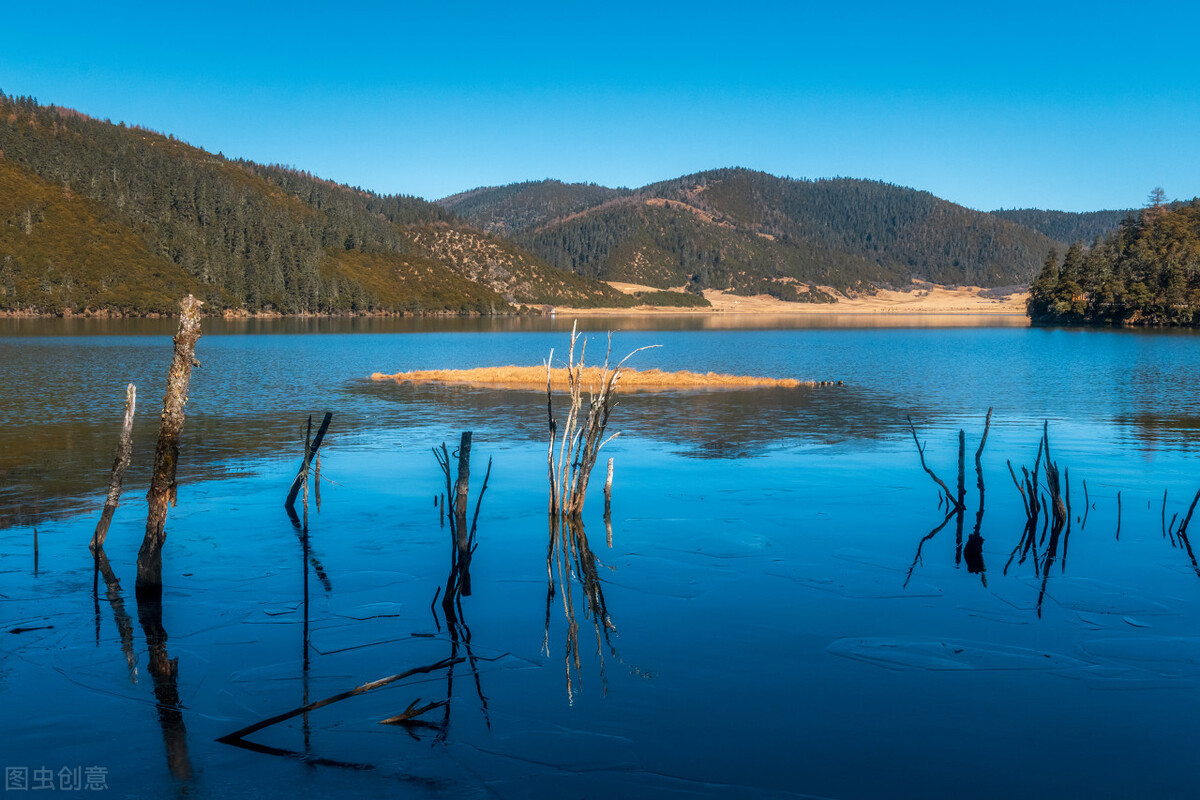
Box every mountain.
[0,92,630,315]
[1028,200,1200,326]
[451,168,1065,297]
[990,208,1131,246]
[439,180,633,235]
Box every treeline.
[0,92,627,315]
[990,207,1130,246]
[1028,199,1200,325]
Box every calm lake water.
[3,314,1200,798]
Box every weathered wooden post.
[136,295,202,598]
[604,457,614,547]
[285,412,332,509]
[454,431,472,542]
[604,458,614,513]
[91,383,136,552]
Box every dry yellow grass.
[371,366,825,391]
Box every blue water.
[2,317,1199,798]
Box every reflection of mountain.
[0,414,310,528]
[350,382,910,459]
[1,376,917,529]
[1117,412,1200,451]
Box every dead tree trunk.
[604,458,614,516]
[92,383,137,552]
[548,324,656,522]
[454,431,472,548]
[136,295,202,598]
[285,412,332,509]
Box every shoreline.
[0,283,1030,320]
[558,282,1030,316]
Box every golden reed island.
[371,366,841,391]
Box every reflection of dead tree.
[546,323,657,522]
[285,418,334,594]
[136,593,193,782]
[1168,488,1200,579]
[545,516,619,702]
[904,409,991,586]
[91,549,138,682]
[1004,436,1044,575]
[997,423,1074,616]
[965,409,994,585]
[906,415,963,512]
[428,433,493,740]
[904,510,959,588]
[1034,423,1071,617]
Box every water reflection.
[92,549,138,682]
[358,381,909,457]
[0,313,1030,338]
[545,515,619,701]
[135,592,194,783]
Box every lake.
[2,314,1200,798]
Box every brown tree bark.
[137,295,202,597]
[91,383,136,552]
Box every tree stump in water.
[91,383,136,552]
[136,295,202,598]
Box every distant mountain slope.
[439,180,632,234]
[517,199,853,301]
[990,208,1131,245]
[0,92,622,314]
[488,168,1062,294]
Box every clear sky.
[2,1,1197,211]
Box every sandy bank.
[563,282,1028,316]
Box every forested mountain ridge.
[1028,200,1200,325]
[0,92,625,314]
[990,208,1130,246]
[451,168,1065,295]
[439,180,633,235]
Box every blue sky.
[2,1,1197,211]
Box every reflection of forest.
[1,381,913,528]
[0,414,312,528]
[354,382,910,457]
[1118,412,1200,450]
[0,313,1029,339]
